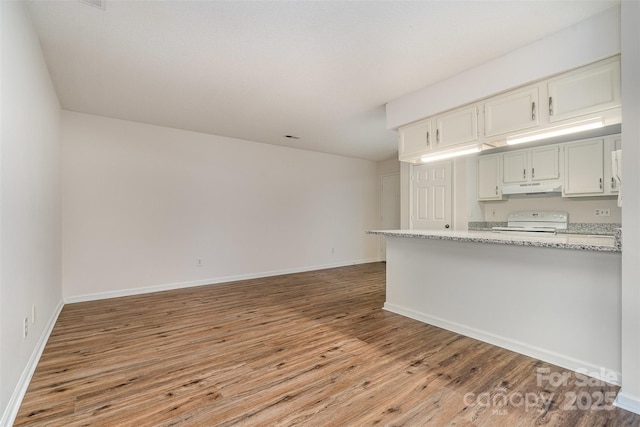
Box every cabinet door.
[563,139,604,196]
[502,151,528,184]
[435,105,478,148]
[477,155,502,200]
[530,145,559,181]
[547,58,621,123]
[484,86,539,137]
[398,119,432,161]
[604,136,621,194]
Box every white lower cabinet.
[477,154,502,201]
[563,139,604,197]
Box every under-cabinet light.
[420,146,481,163]
[506,120,604,146]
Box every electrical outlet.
[196,258,203,267]
[23,317,28,338]
[595,208,611,217]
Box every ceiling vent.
[79,0,105,10]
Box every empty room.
[2,0,640,425]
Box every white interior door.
[380,173,401,259]
[411,161,452,230]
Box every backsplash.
[475,194,621,223]
[564,223,622,235]
[469,221,621,235]
[468,221,506,230]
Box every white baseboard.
[615,391,640,415]
[383,302,622,386]
[64,258,380,304]
[1,300,64,427]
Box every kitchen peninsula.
[369,228,622,384]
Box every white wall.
[0,1,62,423]
[61,112,379,300]
[617,0,640,414]
[386,6,620,129]
[376,158,401,258]
[400,162,411,229]
[452,158,469,230]
[376,157,400,176]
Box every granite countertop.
[367,229,621,252]
[468,221,621,235]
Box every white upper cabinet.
[502,145,559,184]
[503,151,528,184]
[604,136,622,195]
[484,86,539,138]
[396,56,620,164]
[435,105,479,148]
[397,104,479,162]
[477,154,502,201]
[547,57,621,123]
[479,135,620,201]
[530,145,560,181]
[563,139,604,196]
[398,119,432,162]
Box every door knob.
[445,224,450,229]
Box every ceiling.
[26,0,619,162]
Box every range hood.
[502,181,563,195]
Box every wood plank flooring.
[15,262,640,426]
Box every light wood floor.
[15,263,640,426]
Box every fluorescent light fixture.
[507,120,604,146]
[421,146,481,163]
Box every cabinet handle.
[611,177,616,190]
[523,169,526,179]
[495,185,498,195]
[549,96,554,116]
[436,129,440,145]
[531,102,536,121]
[532,168,535,179]
[426,131,430,148]
[599,178,603,189]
